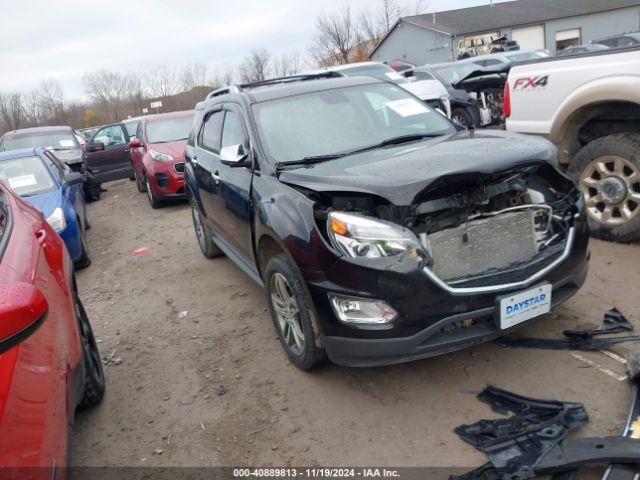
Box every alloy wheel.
[579,155,640,225]
[269,273,305,355]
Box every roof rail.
[239,72,343,90]
[206,85,241,100]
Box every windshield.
[432,63,480,84]
[0,130,79,151]
[146,115,194,144]
[340,65,408,85]
[0,156,56,196]
[253,82,455,164]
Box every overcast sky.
[0,0,508,100]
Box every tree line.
[0,0,426,135]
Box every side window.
[221,111,248,151]
[136,123,144,143]
[414,71,433,81]
[198,110,224,154]
[42,152,66,182]
[617,37,635,48]
[94,125,126,147]
[483,59,503,66]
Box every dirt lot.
[72,179,640,470]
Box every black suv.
[185,74,589,369]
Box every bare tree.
[271,52,302,77]
[36,78,64,123]
[181,63,210,91]
[145,64,180,99]
[83,70,134,121]
[238,49,271,83]
[309,7,361,66]
[0,93,26,131]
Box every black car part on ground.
[496,308,637,351]
[563,308,633,339]
[453,385,640,480]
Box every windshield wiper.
[277,133,445,171]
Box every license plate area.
[497,283,552,329]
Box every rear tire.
[84,171,101,202]
[191,204,223,258]
[568,134,640,243]
[264,254,327,370]
[74,292,105,408]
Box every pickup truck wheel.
[191,204,223,258]
[569,134,640,242]
[264,254,326,370]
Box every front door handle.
[35,229,48,247]
[212,170,220,185]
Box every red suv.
[129,110,195,208]
[0,181,104,473]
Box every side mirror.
[129,138,141,148]
[87,142,105,153]
[64,172,85,187]
[0,283,48,355]
[220,144,249,166]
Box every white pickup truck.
[506,47,640,242]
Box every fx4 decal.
[513,75,549,91]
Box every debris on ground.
[130,247,152,256]
[102,349,117,365]
[215,385,228,396]
[153,448,164,455]
[496,308,639,351]
[451,384,640,480]
[563,308,633,339]
[178,310,188,319]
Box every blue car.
[0,147,91,268]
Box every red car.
[0,181,104,475]
[129,110,195,208]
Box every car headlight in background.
[46,207,66,232]
[149,149,174,162]
[327,211,422,259]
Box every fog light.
[328,294,398,325]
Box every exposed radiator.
[426,211,538,282]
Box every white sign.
[386,98,430,117]
[8,174,37,190]
[499,284,552,329]
[142,108,149,114]
[150,101,163,109]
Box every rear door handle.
[212,170,220,185]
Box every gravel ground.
[72,179,640,471]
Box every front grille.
[173,162,185,174]
[426,211,538,282]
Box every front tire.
[134,169,146,193]
[145,175,161,209]
[74,292,105,408]
[264,254,326,370]
[568,134,640,243]
[74,223,91,269]
[191,204,223,258]
[451,108,474,128]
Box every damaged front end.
[313,162,581,294]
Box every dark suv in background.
[186,74,589,370]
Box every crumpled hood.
[400,79,448,101]
[149,140,187,160]
[23,188,61,219]
[279,130,557,206]
[53,149,83,165]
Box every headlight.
[46,207,66,232]
[149,149,174,162]
[327,211,422,259]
